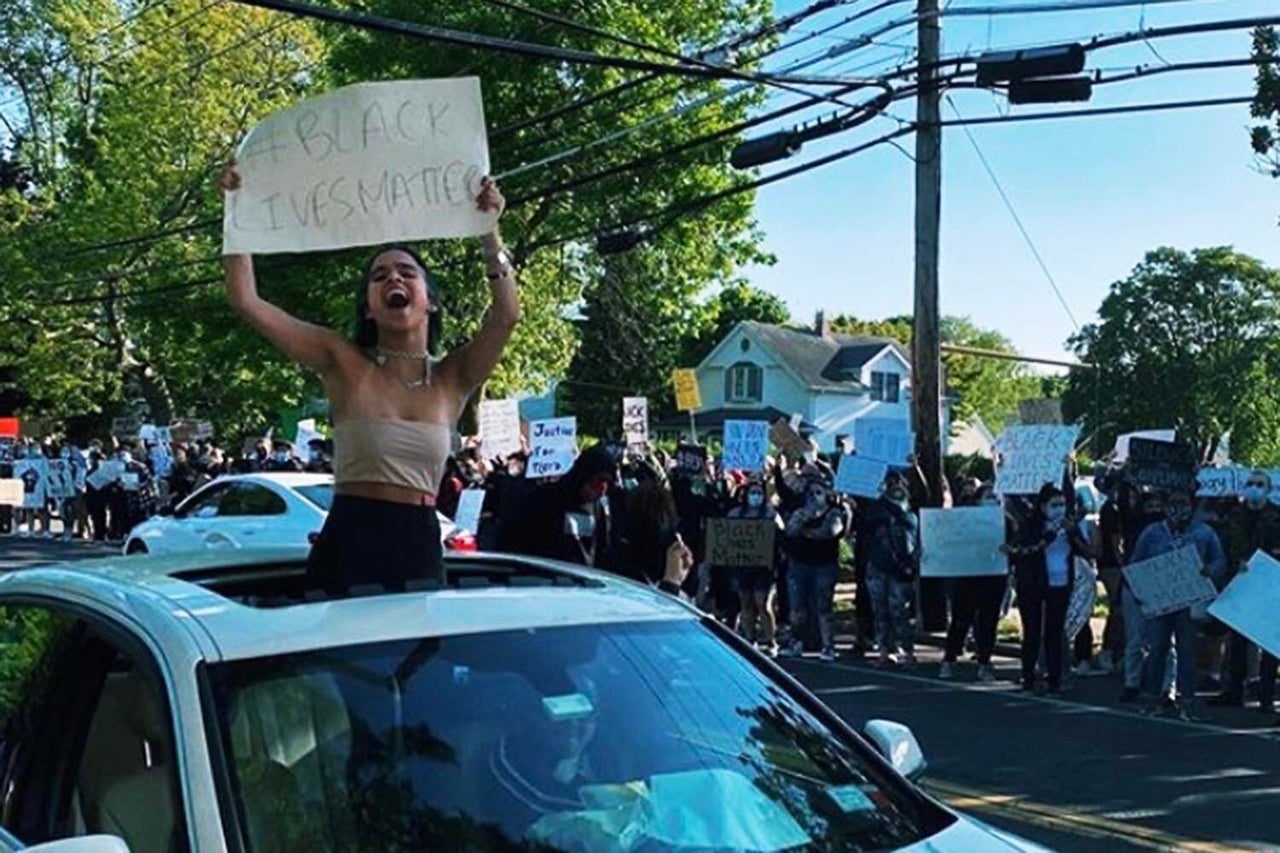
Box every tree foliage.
[1063,247,1280,464]
[829,314,1040,433]
[1251,26,1280,179]
[0,0,773,440]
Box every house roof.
[653,406,818,433]
[738,322,910,391]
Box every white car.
[0,548,1050,853]
[124,472,475,556]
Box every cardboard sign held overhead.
[622,397,649,452]
[224,78,495,254]
[1128,438,1197,491]
[111,417,143,440]
[855,418,915,466]
[676,444,706,475]
[527,417,577,478]
[722,420,769,472]
[479,399,523,459]
[706,518,776,567]
[835,455,889,500]
[769,420,809,459]
[994,425,1080,496]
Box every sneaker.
[938,662,955,680]
[901,652,918,670]
[1071,661,1092,677]
[778,640,804,659]
[819,648,836,663]
[1176,704,1203,723]
[39,530,52,540]
[17,529,29,538]
[873,651,891,669]
[60,533,73,543]
[976,665,996,683]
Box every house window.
[726,362,763,403]
[870,371,900,403]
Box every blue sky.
[745,0,1279,363]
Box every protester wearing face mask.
[730,480,784,656]
[1007,482,1093,695]
[107,448,149,542]
[20,443,53,538]
[780,477,847,662]
[863,474,919,668]
[1211,470,1280,714]
[1116,491,1169,701]
[1127,487,1226,720]
[940,485,1008,682]
[499,445,617,569]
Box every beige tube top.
[333,418,452,496]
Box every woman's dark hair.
[1038,483,1064,506]
[354,244,443,354]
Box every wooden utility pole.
[912,0,944,506]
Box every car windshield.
[294,483,333,511]
[206,620,945,852]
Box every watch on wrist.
[486,248,513,280]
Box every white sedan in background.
[124,472,474,556]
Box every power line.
[227,0,876,88]
[945,95,1079,331]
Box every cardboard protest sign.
[722,421,769,472]
[1196,466,1246,498]
[479,399,523,459]
[769,420,809,459]
[854,418,914,466]
[294,418,323,456]
[1209,551,1280,658]
[1128,438,1197,491]
[672,369,702,412]
[1066,558,1098,641]
[225,78,495,254]
[1122,545,1216,618]
[834,455,889,500]
[919,506,1007,577]
[111,417,143,440]
[676,444,706,476]
[1113,429,1175,462]
[622,397,649,452]
[527,417,577,478]
[0,479,22,506]
[994,425,1079,495]
[1018,398,1063,426]
[705,518,776,567]
[13,459,47,509]
[454,488,485,536]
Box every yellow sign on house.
[672,369,702,412]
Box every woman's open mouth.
[384,286,411,309]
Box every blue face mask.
[747,493,764,508]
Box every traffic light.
[976,44,1086,85]
[730,131,801,170]
[1007,76,1093,105]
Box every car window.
[0,603,188,852]
[208,620,947,852]
[176,482,233,519]
[294,484,333,511]
[218,484,288,517]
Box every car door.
[169,481,237,553]
[213,481,293,548]
[0,601,189,852]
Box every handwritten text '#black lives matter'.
[231,96,483,233]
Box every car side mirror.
[26,836,131,853]
[863,719,927,781]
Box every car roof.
[212,472,334,489]
[0,548,696,664]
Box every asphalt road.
[5,538,1279,851]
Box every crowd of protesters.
[0,432,333,543]
[4,422,1275,725]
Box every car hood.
[900,813,1055,852]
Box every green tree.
[1251,26,1280,178]
[829,314,1039,432]
[680,282,790,366]
[1063,247,1280,464]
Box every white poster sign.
[0,479,23,506]
[1196,466,1247,499]
[45,459,74,500]
[12,459,47,510]
[1066,558,1098,641]
[479,398,523,459]
[1122,545,1216,618]
[1113,429,1175,462]
[722,420,769,472]
[995,425,1080,496]
[919,506,1008,577]
[1209,551,1280,658]
[86,461,124,492]
[527,417,577,479]
[224,78,495,254]
[834,455,889,500]
[454,488,485,535]
[294,418,323,457]
[854,418,915,466]
[622,397,649,452]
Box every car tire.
[125,540,149,556]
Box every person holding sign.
[864,474,920,669]
[780,475,848,662]
[221,165,518,591]
[729,480,784,657]
[1127,488,1225,720]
